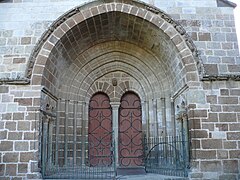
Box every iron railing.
[39,109,116,179]
[144,135,189,177]
[39,97,116,179]
[39,89,189,179]
[43,165,116,179]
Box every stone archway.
[32,0,204,178]
[28,1,202,91]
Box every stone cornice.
[217,0,237,8]
[0,78,30,85]
[202,74,240,81]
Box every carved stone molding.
[217,0,237,8]
[176,101,187,121]
[202,74,240,81]
[25,0,204,81]
[0,78,30,85]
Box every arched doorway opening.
[88,92,113,167]
[34,0,202,179]
[118,92,143,168]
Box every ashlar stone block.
[219,113,237,122]
[202,139,223,149]
[5,164,17,176]
[223,160,239,173]
[200,160,221,172]
[18,163,28,173]
[15,141,29,151]
[20,152,36,162]
[0,141,13,151]
[0,130,7,140]
[3,153,19,162]
[227,132,240,140]
[186,90,206,104]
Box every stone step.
[117,167,146,176]
[117,173,188,180]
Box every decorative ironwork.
[119,92,144,167]
[144,135,189,177]
[39,95,116,179]
[39,90,189,178]
[88,93,113,167]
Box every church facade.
[0,0,239,179]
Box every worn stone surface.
[200,161,222,172]
[202,139,223,149]
[0,0,239,179]
[223,160,239,173]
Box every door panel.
[88,93,112,166]
[119,92,143,167]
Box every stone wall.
[0,0,239,179]
[189,80,240,179]
[0,0,239,79]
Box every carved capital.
[176,101,188,121]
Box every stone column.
[64,100,69,166]
[47,117,54,166]
[110,102,120,167]
[73,101,77,166]
[42,116,49,176]
[142,100,150,139]
[82,102,88,165]
[171,99,176,137]
[161,98,167,137]
[153,99,159,137]
[176,101,189,167]
[141,101,147,138]
[55,100,60,166]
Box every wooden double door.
[88,92,143,167]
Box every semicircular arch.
[28,0,203,99]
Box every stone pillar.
[161,98,167,137]
[141,101,148,138]
[110,102,120,166]
[145,101,150,139]
[42,116,49,176]
[153,99,159,137]
[82,102,88,165]
[176,101,189,168]
[171,99,176,137]
[64,100,69,166]
[55,100,60,166]
[73,101,77,166]
[47,117,54,166]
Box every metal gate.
[39,88,116,179]
[39,88,189,178]
[118,92,144,167]
[144,135,189,177]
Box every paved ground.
[116,174,187,180]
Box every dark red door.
[88,93,112,166]
[119,92,143,167]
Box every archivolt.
[27,0,203,91]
